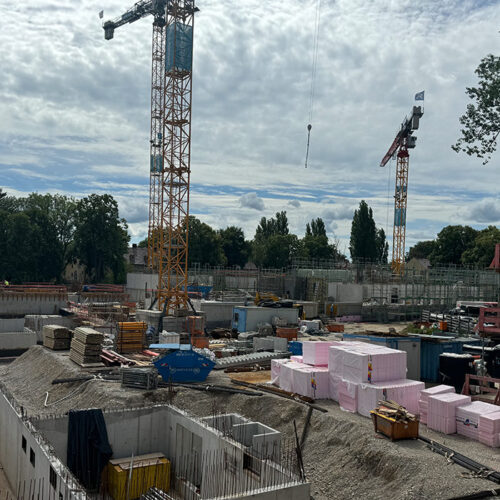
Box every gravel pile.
[1,347,499,499]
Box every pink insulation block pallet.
[292,366,330,399]
[290,355,303,363]
[329,373,342,402]
[271,358,288,386]
[338,344,407,384]
[479,411,500,448]
[357,379,425,417]
[279,361,304,393]
[302,341,340,366]
[428,393,471,434]
[328,341,371,376]
[338,379,358,412]
[456,401,499,440]
[418,384,455,424]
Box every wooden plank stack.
[116,322,147,354]
[70,326,103,366]
[43,324,71,350]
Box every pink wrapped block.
[428,393,471,434]
[341,345,407,383]
[302,341,338,366]
[329,372,342,402]
[327,341,373,376]
[290,355,303,363]
[338,379,358,413]
[271,358,288,386]
[479,411,500,447]
[357,379,424,417]
[419,385,455,422]
[278,361,303,393]
[456,401,499,440]
[292,366,330,399]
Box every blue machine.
[152,344,215,383]
[288,341,303,356]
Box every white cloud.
[239,192,265,211]
[0,0,499,254]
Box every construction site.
[1,0,500,499]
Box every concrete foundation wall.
[193,300,244,329]
[0,294,66,315]
[24,315,76,342]
[0,318,24,333]
[0,331,37,350]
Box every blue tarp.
[166,23,193,72]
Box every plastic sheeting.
[357,379,424,417]
[427,393,471,434]
[302,341,338,366]
[338,379,358,412]
[279,361,303,393]
[67,409,113,490]
[292,366,329,399]
[271,358,288,386]
[290,355,303,363]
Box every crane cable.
[305,0,322,168]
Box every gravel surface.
[1,347,499,500]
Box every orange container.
[439,321,448,332]
[326,324,344,333]
[276,327,298,341]
[191,336,209,349]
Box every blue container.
[232,307,247,332]
[153,345,215,383]
[288,341,303,355]
[420,340,463,382]
[166,23,193,72]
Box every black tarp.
[67,408,113,491]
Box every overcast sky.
[1,0,499,257]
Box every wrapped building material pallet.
[456,401,499,440]
[70,327,103,366]
[43,324,71,350]
[418,384,455,424]
[479,411,500,447]
[116,321,147,353]
[427,393,471,434]
[121,367,158,390]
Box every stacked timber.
[70,327,103,366]
[116,322,147,353]
[43,325,71,350]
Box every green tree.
[252,211,300,268]
[429,225,477,266]
[73,194,129,283]
[188,216,226,267]
[302,217,340,261]
[407,240,436,261]
[375,228,389,264]
[452,55,500,164]
[461,225,500,268]
[349,200,378,261]
[218,226,250,268]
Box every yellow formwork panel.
[104,454,170,500]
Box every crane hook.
[305,124,312,168]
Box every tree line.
[0,190,129,284]
[407,225,500,268]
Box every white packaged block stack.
[290,355,303,363]
[357,379,425,417]
[341,344,407,384]
[329,372,342,402]
[279,361,304,393]
[303,341,339,366]
[479,411,500,448]
[292,366,330,399]
[456,401,499,440]
[271,358,288,385]
[327,341,367,376]
[418,384,455,424]
[338,379,358,412]
[427,393,471,434]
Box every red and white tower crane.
[380,103,424,274]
